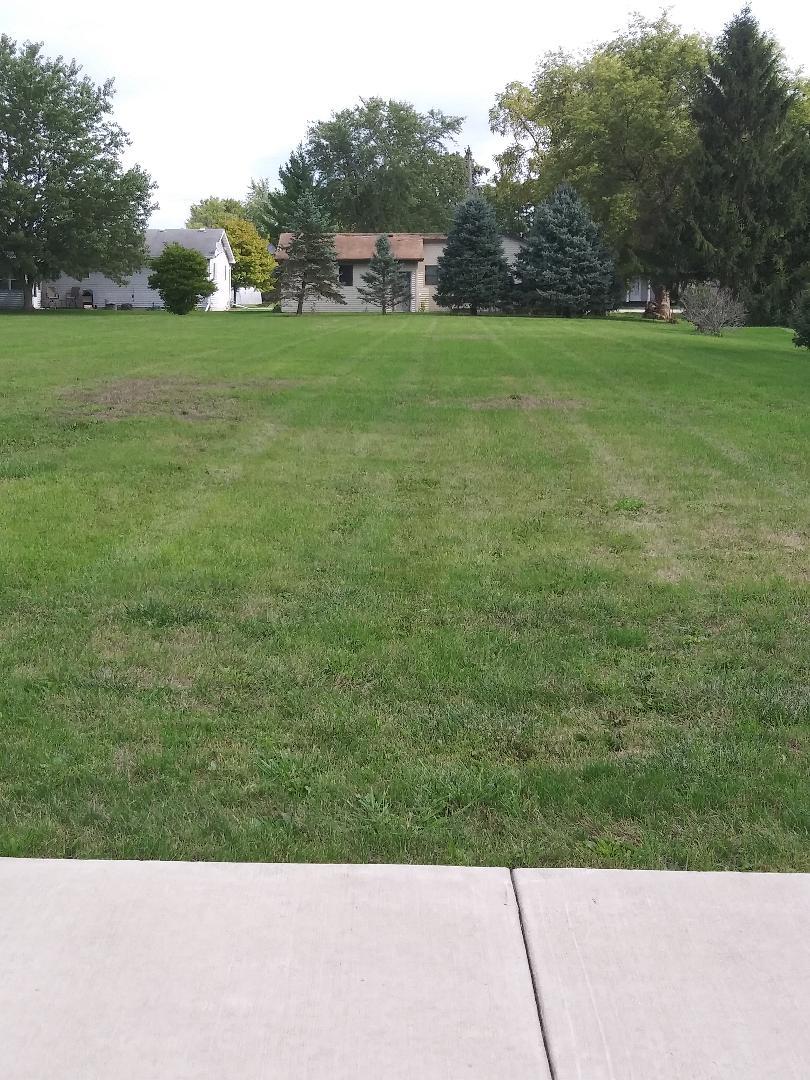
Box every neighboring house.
[275,232,522,313]
[0,278,41,310]
[49,229,235,310]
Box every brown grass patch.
[58,377,300,422]
[465,394,585,411]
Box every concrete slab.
[0,859,549,1080]
[513,868,810,1079]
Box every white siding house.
[48,229,235,310]
[275,232,522,313]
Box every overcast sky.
[5,0,809,228]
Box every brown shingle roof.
[275,232,446,262]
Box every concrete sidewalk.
[1,859,808,1078]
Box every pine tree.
[246,146,317,241]
[278,194,345,314]
[434,196,509,315]
[357,236,408,313]
[688,7,804,323]
[514,186,615,316]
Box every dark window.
[338,263,353,286]
[425,265,439,286]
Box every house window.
[210,260,217,282]
[424,265,439,286]
[338,264,353,286]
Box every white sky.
[4,0,809,228]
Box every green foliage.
[514,185,615,315]
[186,196,246,229]
[219,215,276,300]
[435,196,509,315]
[357,235,408,313]
[305,98,469,231]
[278,194,345,314]
[245,146,316,241]
[147,244,216,315]
[688,8,808,324]
[0,35,154,310]
[791,289,810,349]
[490,16,708,286]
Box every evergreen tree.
[688,8,804,323]
[514,185,615,316]
[435,196,509,315]
[278,193,345,314]
[357,235,408,313]
[245,146,317,241]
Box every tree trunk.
[23,278,35,313]
[644,285,673,322]
[470,303,478,316]
[296,285,305,315]
[382,299,387,315]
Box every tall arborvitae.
[278,193,345,314]
[514,185,615,316]
[689,7,805,323]
[435,196,509,315]
[357,235,408,313]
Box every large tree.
[514,185,615,316]
[435,196,509,315]
[278,193,345,314]
[0,36,154,310]
[245,146,317,241]
[357,235,408,314]
[186,196,245,229]
[220,215,277,305]
[304,98,470,231]
[490,16,708,316]
[688,8,808,324]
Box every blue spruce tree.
[435,196,509,315]
[515,186,616,316]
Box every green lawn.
[1,311,808,869]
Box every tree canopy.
[245,147,317,241]
[0,35,154,310]
[252,99,471,235]
[186,196,246,229]
[490,15,708,302]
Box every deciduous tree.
[490,16,708,317]
[186,196,245,229]
[0,35,154,311]
[148,244,216,315]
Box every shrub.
[147,244,216,315]
[790,289,810,350]
[680,282,746,335]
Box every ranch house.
[275,232,523,313]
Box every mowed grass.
[0,311,808,870]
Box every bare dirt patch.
[465,394,585,411]
[57,377,300,422]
